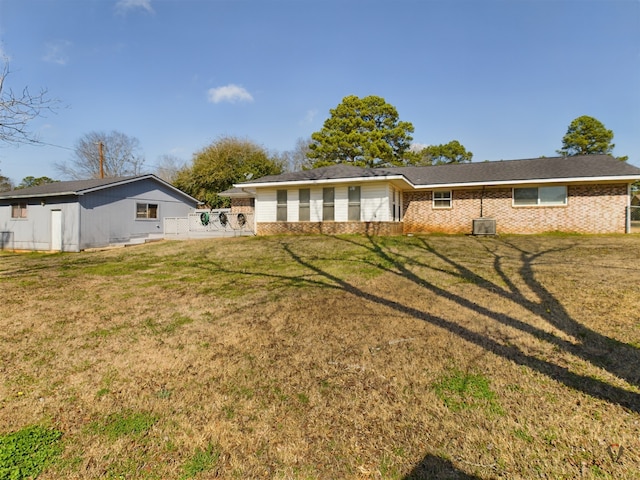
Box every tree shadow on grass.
[200,235,640,411]
[403,454,483,479]
[409,236,640,391]
[279,236,640,413]
[196,235,640,476]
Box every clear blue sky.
[1,0,639,183]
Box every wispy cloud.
[300,109,317,125]
[43,40,72,65]
[115,0,154,15]
[207,84,254,104]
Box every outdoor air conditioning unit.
[472,218,496,236]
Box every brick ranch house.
[223,155,640,236]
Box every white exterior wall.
[335,186,348,221]
[256,186,328,222]
[256,189,277,222]
[288,189,299,222]
[255,181,400,224]
[255,188,304,222]
[310,188,323,222]
[362,183,390,221]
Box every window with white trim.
[299,188,310,221]
[323,187,335,221]
[136,203,158,219]
[11,203,28,219]
[277,190,287,221]
[433,190,452,209]
[348,186,361,221]
[513,186,567,206]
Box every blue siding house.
[0,175,199,252]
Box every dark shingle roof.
[391,155,640,186]
[240,155,640,188]
[0,176,140,198]
[0,175,200,203]
[246,164,394,184]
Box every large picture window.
[299,188,310,221]
[513,186,567,206]
[348,186,361,221]
[136,203,158,219]
[323,187,335,221]
[433,190,452,209]
[277,189,287,222]
[11,203,28,219]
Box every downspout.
[626,183,631,234]
[480,186,485,218]
[77,195,82,251]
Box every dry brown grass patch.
[1,234,639,479]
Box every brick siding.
[229,198,254,215]
[402,184,629,234]
[256,221,403,236]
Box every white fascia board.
[0,191,77,200]
[236,173,640,192]
[236,174,412,189]
[412,175,640,190]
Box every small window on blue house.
[136,203,158,219]
[11,203,28,219]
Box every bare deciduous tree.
[0,63,56,146]
[56,130,146,179]
[279,137,313,172]
[153,154,186,183]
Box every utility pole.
[98,141,104,179]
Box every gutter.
[236,174,412,189]
[0,192,79,200]
[236,174,640,192]
[411,175,640,190]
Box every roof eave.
[412,175,640,190]
[0,174,201,204]
[236,174,413,189]
[78,175,200,204]
[0,191,78,200]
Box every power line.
[26,139,74,151]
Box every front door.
[51,210,62,251]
